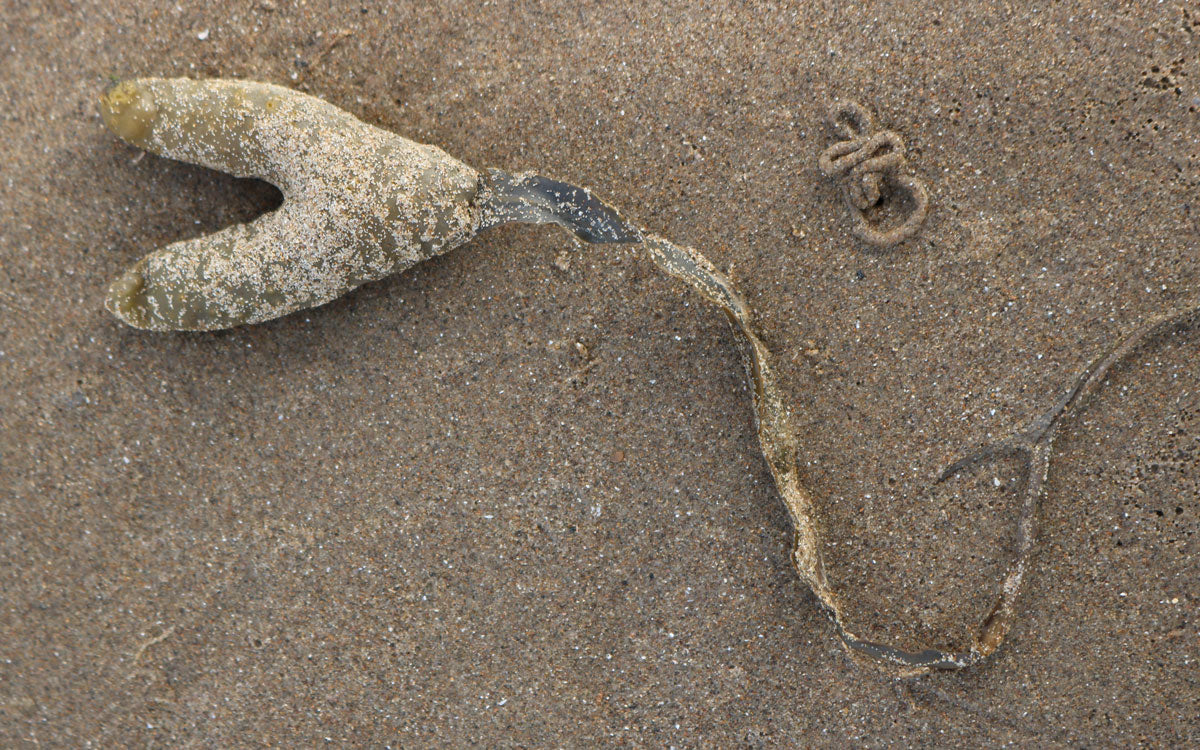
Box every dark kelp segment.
[476,170,643,244]
[101,78,1200,676]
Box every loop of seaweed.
[818,100,929,248]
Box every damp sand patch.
[98,77,1200,676]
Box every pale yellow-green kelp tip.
[100,77,482,331]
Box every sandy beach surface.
[2,1,1197,745]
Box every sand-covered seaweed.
[99,78,479,331]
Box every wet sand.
[2,1,1197,745]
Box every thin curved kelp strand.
[838,299,1200,673]
[474,168,1200,674]
[903,299,1200,670]
[636,234,830,605]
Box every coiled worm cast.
[100,78,480,331]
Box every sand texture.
[2,1,1198,745]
